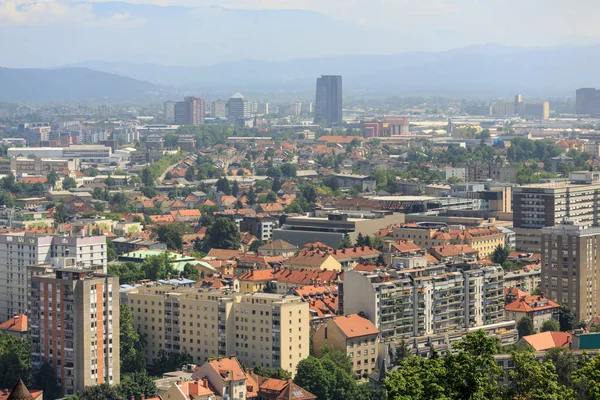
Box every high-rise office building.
[314,75,342,128]
[0,232,108,322]
[512,171,600,252]
[227,93,251,119]
[174,97,205,125]
[212,100,227,118]
[576,88,600,116]
[30,269,120,396]
[541,221,600,321]
[124,287,309,375]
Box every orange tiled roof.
[206,249,243,260]
[239,269,274,282]
[259,203,284,213]
[149,215,175,224]
[505,295,559,313]
[331,246,381,260]
[522,331,572,351]
[19,176,48,184]
[0,314,27,332]
[331,313,379,338]
[204,357,247,382]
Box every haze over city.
[2,0,600,67]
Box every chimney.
[202,378,209,388]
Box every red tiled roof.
[239,269,274,282]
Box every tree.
[203,218,241,251]
[541,318,560,332]
[322,176,340,191]
[544,347,579,387]
[249,240,265,253]
[518,316,536,338]
[558,304,578,332]
[320,346,354,375]
[108,262,145,285]
[47,171,59,189]
[120,303,147,374]
[216,177,231,195]
[507,350,573,400]
[443,330,503,400]
[339,234,352,249]
[107,241,118,262]
[491,244,511,265]
[272,177,282,193]
[384,355,448,400]
[246,187,257,205]
[2,172,15,191]
[231,180,239,197]
[266,191,278,203]
[0,329,32,387]
[62,176,77,190]
[140,186,158,198]
[182,263,200,281]
[53,204,68,223]
[157,223,191,251]
[118,371,157,400]
[572,353,600,399]
[34,361,60,400]
[280,163,297,178]
[77,384,124,400]
[294,356,331,400]
[149,349,193,376]
[142,252,172,280]
[253,365,292,380]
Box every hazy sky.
[1,0,600,67]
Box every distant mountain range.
[0,67,163,102]
[3,43,600,102]
[66,44,600,98]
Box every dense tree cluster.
[294,346,385,400]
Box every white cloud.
[0,0,145,26]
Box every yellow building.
[124,286,309,376]
[313,314,380,380]
[391,225,505,259]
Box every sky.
[1,0,600,67]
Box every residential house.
[0,314,28,338]
[313,314,380,379]
[429,244,479,262]
[258,240,298,258]
[520,331,572,351]
[330,246,382,270]
[283,246,342,271]
[191,356,256,400]
[247,374,316,400]
[239,269,275,293]
[504,289,559,331]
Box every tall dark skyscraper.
[314,75,342,127]
[576,88,600,116]
[174,96,205,125]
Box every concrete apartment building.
[0,232,107,322]
[0,208,54,229]
[0,157,78,176]
[30,269,120,396]
[341,265,505,343]
[513,171,600,252]
[541,221,600,321]
[123,286,309,375]
[174,97,205,126]
[313,314,380,379]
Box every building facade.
[227,93,251,119]
[30,269,120,396]
[174,97,205,126]
[541,221,600,321]
[314,75,342,128]
[341,265,505,342]
[513,171,600,252]
[0,233,108,322]
[123,287,309,375]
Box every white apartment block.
[341,265,505,342]
[0,232,107,322]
